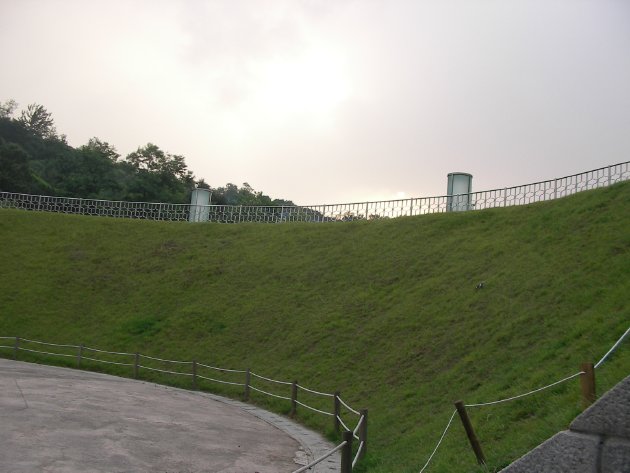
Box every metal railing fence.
[1,161,628,223]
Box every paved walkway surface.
[0,359,339,473]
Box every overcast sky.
[1,0,629,205]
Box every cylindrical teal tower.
[447,172,473,212]
[189,188,212,222]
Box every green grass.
[1,182,629,473]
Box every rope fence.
[418,410,458,473]
[196,374,245,387]
[463,371,584,408]
[137,365,194,376]
[293,440,348,473]
[138,353,193,364]
[295,399,334,416]
[197,362,246,373]
[81,356,133,367]
[337,415,352,433]
[1,161,628,223]
[8,328,620,471]
[595,326,630,369]
[0,335,368,472]
[297,384,335,397]
[18,347,76,358]
[352,441,365,469]
[249,385,293,401]
[417,325,630,472]
[82,346,134,356]
[353,415,364,437]
[338,395,361,416]
[250,371,293,385]
[20,338,78,348]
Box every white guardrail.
[0,336,367,472]
[1,161,628,223]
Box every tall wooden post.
[77,344,84,368]
[243,368,251,401]
[341,430,353,473]
[192,360,198,390]
[580,362,596,409]
[290,381,298,417]
[455,400,486,465]
[358,408,368,461]
[334,391,341,433]
[133,353,139,379]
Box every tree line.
[0,100,294,206]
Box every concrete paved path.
[0,359,339,473]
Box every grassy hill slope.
[1,182,629,472]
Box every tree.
[1,99,298,206]
[18,103,57,139]
[123,143,195,203]
[211,183,241,205]
[210,182,295,206]
[0,99,18,119]
[0,141,35,193]
[57,145,121,198]
[194,178,211,189]
[126,143,192,181]
[80,137,120,162]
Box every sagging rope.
[417,325,630,472]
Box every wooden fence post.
[77,344,84,368]
[192,360,197,390]
[334,391,341,433]
[455,400,486,465]
[133,353,139,379]
[243,368,251,401]
[341,430,353,473]
[290,381,298,417]
[358,408,368,461]
[14,337,19,360]
[580,362,596,409]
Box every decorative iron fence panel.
[1,161,628,223]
